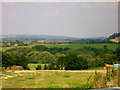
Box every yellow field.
[2,70,98,88]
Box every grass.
[43,44,118,51]
[2,71,98,88]
[28,63,48,70]
[1,47,13,52]
[86,67,103,70]
[0,43,118,52]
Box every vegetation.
[36,65,42,70]
[2,71,97,88]
[2,40,28,47]
[2,33,120,88]
[2,44,120,71]
[1,44,118,52]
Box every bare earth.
[11,69,106,73]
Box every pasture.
[44,44,118,51]
[2,70,105,88]
[28,63,49,70]
[0,43,118,52]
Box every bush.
[44,64,48,70]
[36,65,42,70]
[25,65,30,70]
[48,64,56,70]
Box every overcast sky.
[2,2,118,38]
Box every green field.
[2,70,99,88]
[44,44,118,51]
[1,43,118,52]
[28,63,49,70]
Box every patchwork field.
[1,43,118,52]
[44,44,118,51]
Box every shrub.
[36,65,42,70]
[44,64,48,70]
[25,65,30,70]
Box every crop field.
[0,43,118,52]
[2,70,106,88]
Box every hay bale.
[6,67,10,70]
[11,65,24,71]
[103,67,106,70]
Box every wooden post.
[118,62,120,87]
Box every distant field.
[0,43,118,52]
[1,47,13,51]
[1,46,30,52]
[44,44,118,51]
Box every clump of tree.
[26,51,56,64]
[2,47,31,69]
[2,44,120,71]
[26,51,41,63]
[32,45,70,54]
[32,45,48,51]
[56,50,88,70]
[44,64,48,70]
[2,51,28,69]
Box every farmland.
[2,43,119,88]
[44,44,118,51]
[1,43,118,52]
[2,70,105,88]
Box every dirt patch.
[8,69,106,73]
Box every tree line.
[2,45,120,70]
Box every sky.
[1,2,118,38]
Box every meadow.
[2,70,102,88]
[28,63,49,70]
[2,43,119,88]
[1,43,118,52]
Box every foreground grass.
[2,71,97,88]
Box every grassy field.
[2,70,101,88]
[2,47,13,52]
[1,43,118,52]
[44,44,118,51]
[28,63,49,70]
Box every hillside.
[1,34,106,42]
[1,34,79,41]
[108,33,120,43]
[108,33,120,39]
